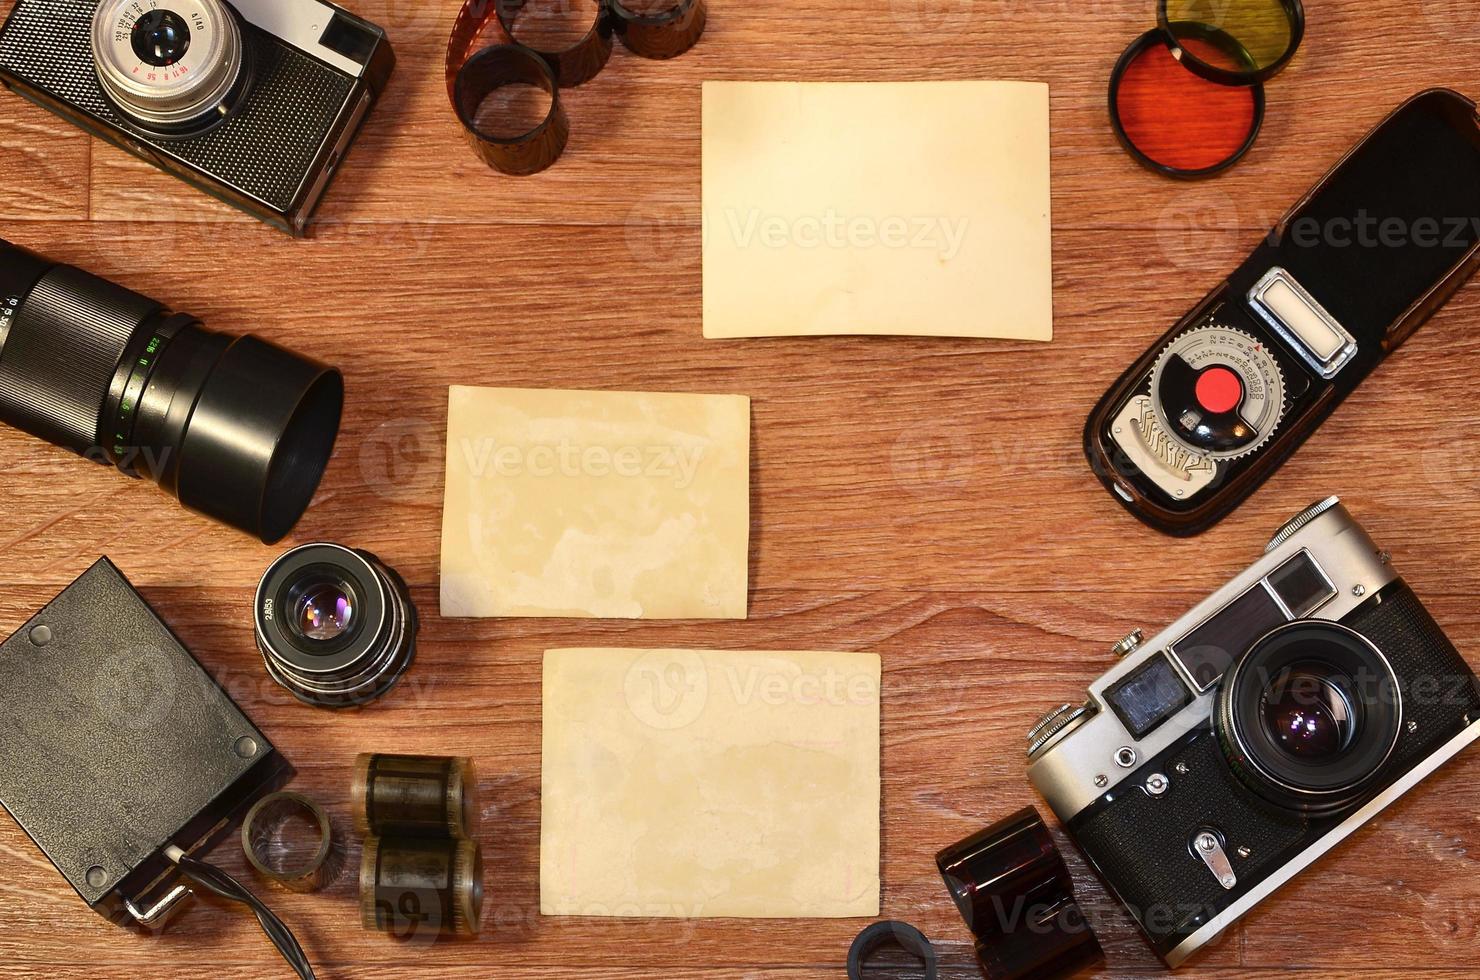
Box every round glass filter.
[1159,0,1304,85]
[1110,27,1266,179]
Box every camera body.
[1027,498,1480,967]
[0,0,394,235]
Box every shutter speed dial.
[1150,324,1286,461]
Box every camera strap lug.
[1193,831,1238,890]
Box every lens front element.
[292,579,357,643]
[92,0,246,132]
[256,544,418,709]
[1260,663,1357,761]
[131,9,193,66]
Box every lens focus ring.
[0,265,161,454]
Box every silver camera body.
[1027,497,1480,967]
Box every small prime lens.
[0,239,342,542]
[256,543,418,709]
[1216,620,1401,816]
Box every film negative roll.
[936,807,1103,980]
[241,791,343,893]
[609,0,707,59]
[453,44,570,177]
[353,753,480,841]
[360,836,484,938]
[495,0,614,88]
[446,0,705,175]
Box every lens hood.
[173,333,343,543]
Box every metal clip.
[1193,831,1237,891]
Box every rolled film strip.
[352,753,480,841]
[241,791,344,893]
[446,0,706,176]
[360,836,484,938]
[495,0,613,88]
[609,0,707,60]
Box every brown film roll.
[446,1,571,176]
[352,753,479,840]
[359,836,484,939]
[609,0,707,59]
[495,0,614,88]
[453,44,570,177]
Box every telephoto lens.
[0,239,342,542]
[255,543,419,709]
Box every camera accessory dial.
[1150,322,1286,462]
[91,0,248,133]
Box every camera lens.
[1260,663,1356,761]
[92,0,248,133]
[132,10,192,67]
[256,544,418,710]
[1216,621,1401,816]
[291,580,357,642]
[0,239,342,542]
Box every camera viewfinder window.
[1267,551,1337,619]
[320,13,375,66]
[1106,654,1193,740]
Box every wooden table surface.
[3,0,1480,977]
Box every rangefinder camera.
[1027,497,1480,967]
[0,0,394,235]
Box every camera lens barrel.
[0,239,343,542]
[255,543,419,709]
[91,0,251,134]
[1216,620,1402,816]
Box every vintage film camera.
[1027,497,1480,967]
[0,0,394,234]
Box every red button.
[1195,366,1243,414]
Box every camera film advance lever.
[1086,89,1480,534]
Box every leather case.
[1085,89,1480,535]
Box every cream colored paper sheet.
[540,648,882,918]
[702,80,1053,340]
[439,387,750,619]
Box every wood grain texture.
[1,0,1479,976]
